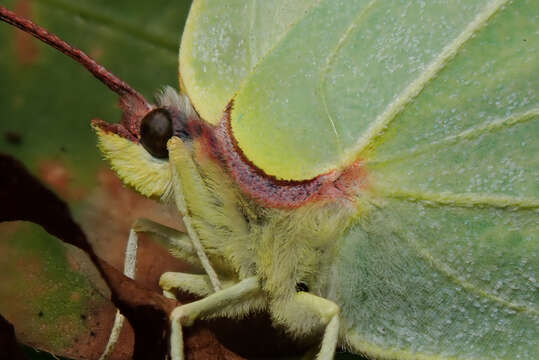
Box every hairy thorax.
[185,111,365,306]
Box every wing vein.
[247,0,257,68]
[353,0,510,157]
[318,0,379,156]
[366,108,539,165]
[372,188,539,209]
[393,229,539,316]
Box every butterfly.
[1,1,537,359]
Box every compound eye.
[140,108,173,158]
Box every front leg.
[169,277,261,360]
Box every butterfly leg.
[98,225,139,360]
[169,277,261,360]
[160,272,216,298]
[99,218,197,360]
[293,292,340,360]
[132,218,203,270]
[160,272,267,312]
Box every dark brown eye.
[140,108,173,158]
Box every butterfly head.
[92,86,208,200]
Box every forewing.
[181,0,533,181]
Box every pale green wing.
[332,0,538,358]
[179,0,318,124]
[181,0,534,180]
[335,201,538,360]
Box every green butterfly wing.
[179,0,318,126]
[336,201,537,359]
[182,0,538,358]
[180,0,537,181]
[332,1,538,358]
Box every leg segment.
[160,272,215,298]
[132,218,202,269]
[293,292,340,360]
[170,277,261,360]
[160,272,267,317]
[99,227,138,360]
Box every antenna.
[0,5,149,110]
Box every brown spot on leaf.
[13,96,25,109]
[37,159,86,201]
[69,291,82,302]
[37,159,70,197]
[4,131,23,146]
[13,0,40,65]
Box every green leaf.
[0,0,190,357]
[0,222,112,359]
